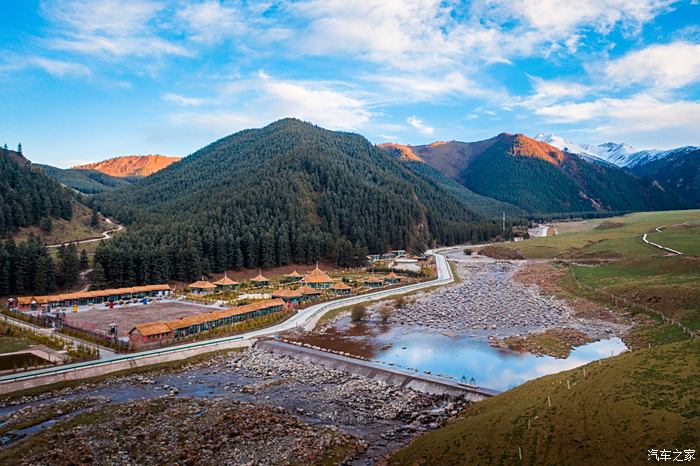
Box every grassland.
[511,210,700,259]
[391,338,700,466]
[14,201,110,246]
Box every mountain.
[378,143,526,219]
[91,119,506,287]
[534,133,699,169]
[0,147,73,236]
[381,133,682,214]
[630,148,700,206]
[73,155,181,177]
[39,165,136,194]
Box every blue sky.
[1,0,699,167]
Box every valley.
[1,121,697,466]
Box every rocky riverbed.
[358,256,628,341]
[0,348,466,465]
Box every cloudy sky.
[1,0,699,166]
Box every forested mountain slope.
[379,143,526,219]
[630,148,700,207]
[93,119,506,286]
[0,147,73,236]
[382,134,683,214]
[39,165,136,194]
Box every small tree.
[350,304,366,322]
[17,143,22,154]
[79,249,89,270]
[90,210,100,228]
[394,296,405,309]
[40,216,53,233]
[378,305,392,323]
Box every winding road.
[47,217,125,249]
[0,250,456,392]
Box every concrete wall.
[0,338,254,395]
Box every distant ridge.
[74,155,181,177]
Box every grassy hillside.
[498,210,700,342]
[509,210,700,260]
[14,201,109,245]
[391,339,699,466]
[39,165,136,194]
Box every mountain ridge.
[73,155,181,177]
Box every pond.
[298,323,627,392]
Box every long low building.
[13,284,172,311]
[128,298,286,350]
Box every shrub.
[350,304,367,322]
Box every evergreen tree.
[79,249,89,270]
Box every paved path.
[2,314,116,359]
[47,217,124,249]
[0,251,455,390]
[528,224,549,238]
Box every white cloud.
[0,55,91,78]
[535,93,700,131]
[176,1,242,44]
[41,0,189,58]
[162,92,206,106]
[604,41,700,90]
[168,72,373,135]
[368,72,493,102]
[406,116,434,135]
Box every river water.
[298,321,627,392]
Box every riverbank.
[0,347,467,465]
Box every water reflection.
[371,327,627,391]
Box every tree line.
[0,235,86,296]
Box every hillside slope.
[379,143,525,219]
[93,119,504,286]
[0,148,73,236]
[73,155,180,177]
[391,339,699,466]
[630,149,700,207]
[382,134,682,214]
[39,165,136,194]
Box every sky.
[1,0,699,167]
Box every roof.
[251,274,269,282]
[167,299,285,330]
[213,276,238,286]
[130,321,173,337]
[364,275,384,283]
[303,266,333,284]
[385,272,401,279]
[285,270,303,278]
[296,285,321,295]
[330,281,351,290]
[16,284,171,305]
[272,289,303,298]
[188,280,216,289]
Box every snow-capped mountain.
[533,133,698,168]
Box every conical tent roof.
[251,273,269,282]
[213,276,238,286]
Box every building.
[302,266,333,289]
[271,289,303,305]
[14,284,171,311]
[128,299,285,350]
[391,250,406,257]
[330,281,352,296]
[384,272,401,284]
[391,257,421,273]
[364,275,384,288]
[188,280,216,295]
[283,270,303,282]
[127,322,175,349]
[296,285,322,301]
[250,273,270,287]
[212,274,239,291]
